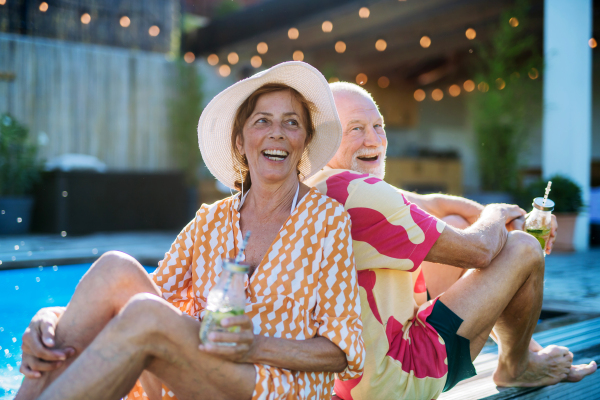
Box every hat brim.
[198,61,342,190]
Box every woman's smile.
[262,149,290,162]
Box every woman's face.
[237,90,308,188]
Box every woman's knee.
[85,251,153,291]
[114,294,171,339]
[114,294,189,352]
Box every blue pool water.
[0,263,155,399]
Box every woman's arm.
[201,315,347,372]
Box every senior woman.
[16,62,364,400]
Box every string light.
[119,16,130,27]
[432,89,443,101]
[0,0,6,5]
[420,36,431,48]
[293,50,304,61]
[288,28,299,40]
[359,7,370,18]
[465,28,476,40]
[228,52,239,65]
[509,17,519,27]
[378,76,390,88]
[81,13,91,24]
[322,21,333,32]
[495,78,506,90]
[477,82,489,92]
[251,56,262,68]
[528,68,539,79]
[207,54,219,66]
[463,80,475,92]
[414,89,426,102]
[257,42,268,54]
[589,38,597,48]
[219,65,231,77]
[448,84,461,97]
[335,41,346,53]
[375,39,387,51]
[356,73,368,85]
[149,25,160,36]
[39,2,48,12]
[184,52,195,63]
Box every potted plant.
[0,113,43,234]
[518,175,584,251]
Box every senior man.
[305,82,596,400]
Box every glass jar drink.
[199,260,248,346]
[525,197,555,253]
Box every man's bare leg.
[16,251,161,399]
[440,231,596,387]
[422,215,469,298]
[37,294,255,400]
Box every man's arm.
[425,204,526,269]
[400,190,484,225]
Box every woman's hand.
[199,315,257,363]
[20,307,75,378]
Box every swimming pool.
[0,263,155,399]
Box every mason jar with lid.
[525,197,555,254]
[199,260,248,346]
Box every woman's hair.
[231,83,315,192]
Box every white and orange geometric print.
[307,169,449,400]
[126,186,364,400]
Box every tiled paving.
[0,231,176,270]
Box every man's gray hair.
[329,81,379,109]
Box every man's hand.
[199,315,257,363]
[545,214,558,255]
[20,307,75,378]
[485,203,527,226]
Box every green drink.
[525,196,554,255]
[199,259,249,346]
[200,307,245,344]
[526,227,551,250]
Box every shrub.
[518,175,584,213]
[0,113,43,196]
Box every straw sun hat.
[198,61,342,190]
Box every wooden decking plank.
[440,318,600,400]
[532,318,600,342]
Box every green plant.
[517,175,584,213]
[471,0,542,193]
[0,113,42,196]
[168,61,204,185]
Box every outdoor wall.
[0,33,229,172]
[386,90,480,194]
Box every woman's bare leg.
[37,294,256,400]
[16,251,161,399]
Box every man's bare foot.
[493,345,594,387]
[565,360,597,382]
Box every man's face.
[328,91,387,179]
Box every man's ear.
[235,133,245,155]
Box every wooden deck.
[441,317,600,399]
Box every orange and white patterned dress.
[126,186,364,400]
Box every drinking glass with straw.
[525,181,555,256]
[199,231,251,345]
